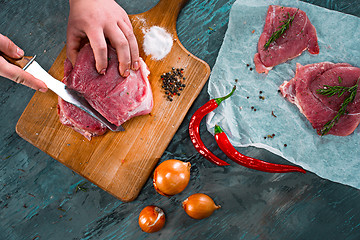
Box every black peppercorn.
[160,67,186,101]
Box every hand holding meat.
[0,34,48,92]
[67,0,139,77]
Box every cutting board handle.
[151,0,189,16]
[134,0,189,32]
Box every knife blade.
[2,54,124,132]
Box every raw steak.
[280,62,360,136]
[254,6,319,74]
[58,43,153,140]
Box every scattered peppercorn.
[265,133,276,139]
[160,67,186,101]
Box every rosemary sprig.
[75,181,88,193]
[316,83,357,98]
[316,78,359,135]
[264,8,299,49]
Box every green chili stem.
[215,85,236,105]
[214,125,223,135]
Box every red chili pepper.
[214,125,306,173]
[189,86,236,166]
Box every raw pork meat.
[58,43,153,140]
[280,62,360,136]
[254,6,319,74]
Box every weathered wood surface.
[1,0,360,239]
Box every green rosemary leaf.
[264,8,299,49]
[75,182,88,193]
[317,79,359,135]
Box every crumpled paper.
[206,0,360,189]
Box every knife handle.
[0,52,34,69]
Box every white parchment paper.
[206,0,360,189]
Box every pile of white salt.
[143,26,173,60]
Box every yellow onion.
[138,205,166,233]
[153,159,191,196]
[182,193,221,219]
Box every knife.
[1,54,124,132]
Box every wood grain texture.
[15,0,210,202]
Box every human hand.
[67,0,139,77]
[0,34,48,92]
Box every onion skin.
[138,206,166,233]
[153,159,191,196]
[182,193,221,219]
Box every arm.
[0,34,48,92]
[67,0,139,77]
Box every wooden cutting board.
[16,0,210,202]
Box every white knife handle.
[1,54,63,92]
[1,53,67,95]
[25,60,66,95]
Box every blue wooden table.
[1,0,359,239]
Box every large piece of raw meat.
[280,62,360,136]
[58,44,153,140]
[254,5,319,74]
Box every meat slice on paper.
[254,5,319,74]
[280,62,360,136]
[58,43,153,140]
